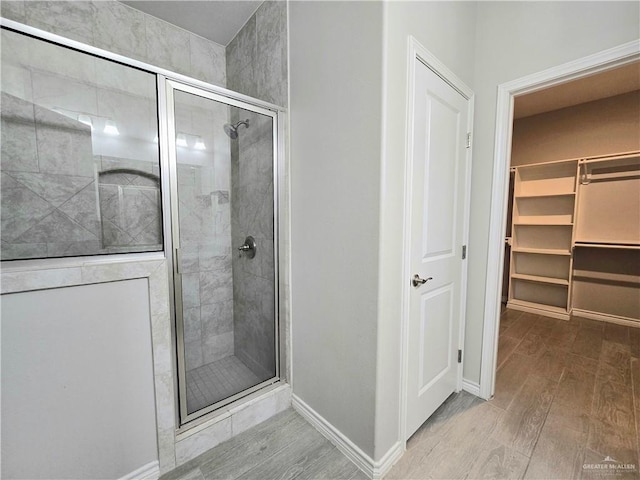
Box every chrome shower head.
[223,123,238,139]
[223,119,250,139]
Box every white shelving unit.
[506,151,640,326]
[507,160,578,320]
[571,153,640,327]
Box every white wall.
[2,279,158,479]
[464,1,640,383]
[511,91,640,166]
[376,1,478,459]
[289,0,384,457]
[290,0,640,464]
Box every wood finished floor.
[387,309,640,479]
[160,408,368,480]
[163,309,639,480]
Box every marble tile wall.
[226,1,288,107]
[1,0,227,262]
[0,0,226,87]
[229,111,277,381]
[178,176,234,372]
[174,93,234,373]
[226,0,287,382]
[98,171,162,250]
[0,27,162,260]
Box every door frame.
[479,39,640,400]
[400,36,475,443]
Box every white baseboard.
[292,394,403,480]
[462,379,481,397]
[571,309,639,328]
[119,460,159,480]
[374,440,404,479]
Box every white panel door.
[406,58,471,438]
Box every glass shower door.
[167,82,278,422]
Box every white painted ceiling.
[121,1,638,118]
[121,1,263,46]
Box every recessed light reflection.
[77,114,93,129]
[103,120,120,136]
[194,138,206,150]
[176,134,188,147]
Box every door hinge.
[175,248,181,274]
[462,245,467,260]
[458,349,462,363]
[466,132,471,149]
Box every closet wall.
[506,90,640,326]
[511,90,640,166]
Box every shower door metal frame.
[165,79,281,425]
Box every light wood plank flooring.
[163,309,639,480]
[387,309,640,479]
[160,408,367,480]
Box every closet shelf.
[515,192,576,199]
[511,274,569,286]
[514,221,573,226]
[573,270,640,285]
[512,247,572,256]
[574,241,640,250]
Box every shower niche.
[168,83,279,422]
[98,169,162,250]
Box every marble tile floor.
[387,308,640,479]
[160,408,368,480]
[186,355,260,414]
[166,309,639,480]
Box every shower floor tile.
[186,355,260,414]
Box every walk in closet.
[506,152,640,326]
[504,76,640,327]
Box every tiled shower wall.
[178,174,234,372]
[0,24,164,259]
[226,1,288,106]
[1,92,97,259]
[0,0,233,368]
[0,1,227,260]
[0,1,226,86]
[174,95,234,372]
[226,1,288,379]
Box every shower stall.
[1,25,281,426]
[166,82,280,421]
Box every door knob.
[412,274,433,287]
